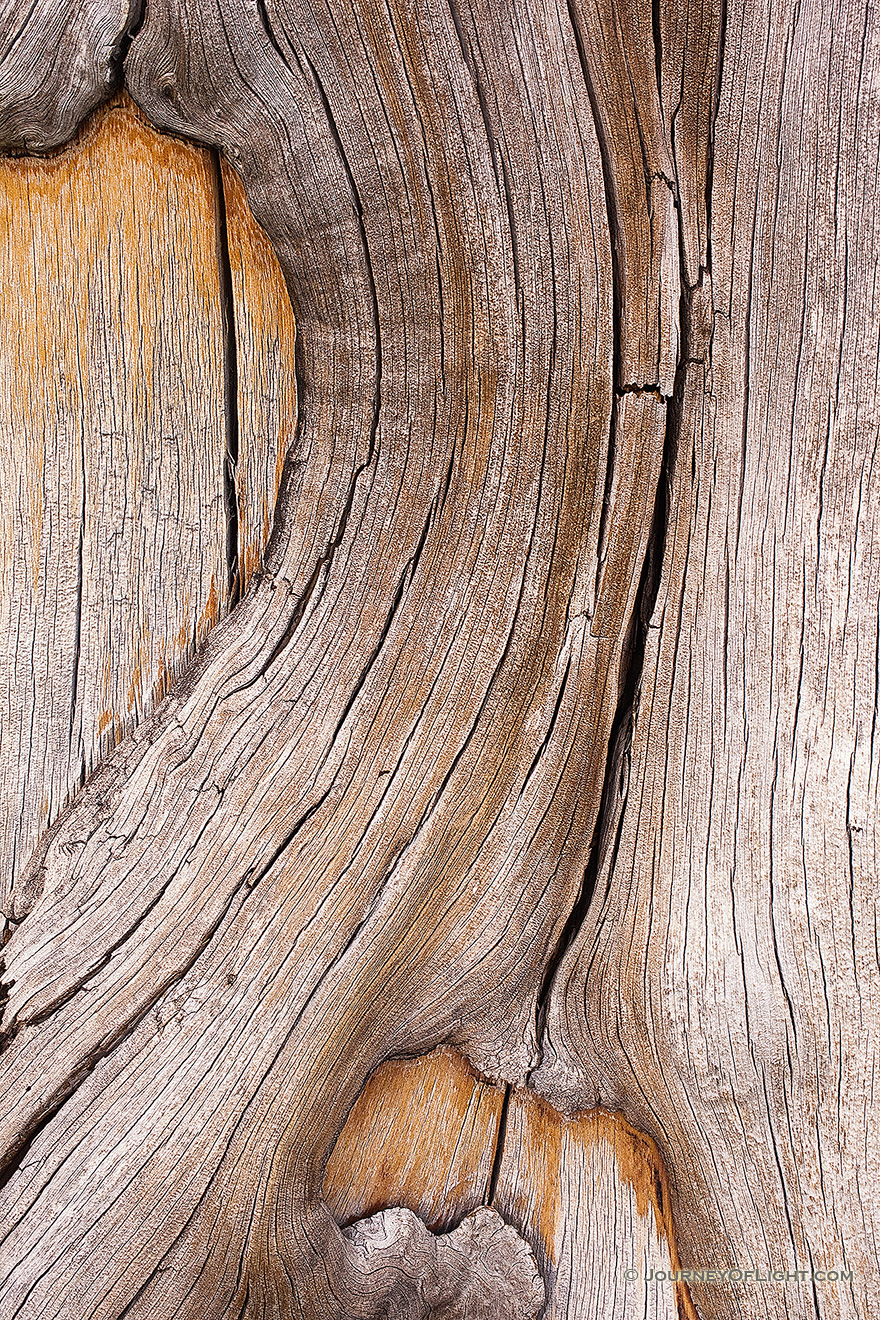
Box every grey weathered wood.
[1,0,876,1317]
[536,0,880,1317]
[0,0,133,152]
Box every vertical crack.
[651,0,664,109]
[534,358,681,1050]
[593,391,620,608]
[69,426,86,775]
[211,150,241,609]
[533,1,717,1060]
[487,1083,512,1207]
[566,0,629,629]
[113,0,147,82]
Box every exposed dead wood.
[0,92,296,929]
[1,0,636,1312]
[0,0,876,1317]
[325,1047,697,1320]
[496,1092,699,1320]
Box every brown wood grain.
[0,0,876,1317]
[536,0,880,1316]
[324,1048,696,1320]
[0,73,689,1320]
[0,92,297,925]
[0,1,644,1306]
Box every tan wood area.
[327,1046,697,1319]
[0,94,294,914]
[0,94,689,1319]
[0,2,877,1316]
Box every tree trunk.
[0,1,875,1318]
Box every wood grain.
[537,0,880,1316]
[0,58,689,1320]
[0,93,298,928]
[3,0,873,1316]
[0,0,647,1312]
[495,1092,698,1320]
[0,1,132,154]
[0,94,227,920]
[324,1047,697,1320]
[325,1047,504,1233]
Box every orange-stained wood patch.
[0,93,297,915]
[496,1090,700,1320]
[324,1047,697,1319]
[324,1046,504,1233]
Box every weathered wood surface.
[0,81,689,1320]
[0,0,876,1317]
[325,1047,692,1320]
[0,0,650,1312]
[0,94,227,922]
[0,92,295,925]
[326,1048,505,1234]
[0,0,131,153]
[535,0,880,1316]
[495,1092,694,1320]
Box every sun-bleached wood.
[0,0,642,1311]
[0,86,684,1316]
[535,0,880,1316]
[1,0,876,1316]
[0,85,642,1319]
[495,1093,696,1320]
[0,0,630,1312]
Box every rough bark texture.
[0,0,876,1317]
